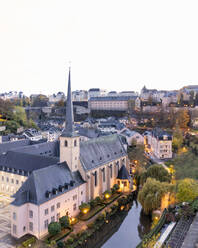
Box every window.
[81,191,83,195]
[29,210,33,218]
[51,216,55,222]
[13,224,17,234]
[11,178,14,184]
[103,168,105,182]
[57,213,60,221]
[44,219,49,229]
[94,171,97,187]
[29,222,33,231]
[65,140,68,147]
[73,195,77,201]
[51,205,55,212]
[6,177,9,182]
[57,202,60,209]
[44,208,48,215]
[110,165,113,178]
[23,226,26,232]
[16,180,19,185]
[74,140,77,147]
[73,203,77,211]
[13,212,16,220]
[2,176,4,181]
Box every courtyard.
[0,194,16,248]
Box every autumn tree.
[172,128,184,152]
[176,178,198,203]
[175,109,190,129]
[140,164,171,185]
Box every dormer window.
[65,140,68,147]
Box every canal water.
[101,201,151,248]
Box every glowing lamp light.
[105,193,110,199]
[120,206,125,211]
[70,217,76,224]
[132,169,135,174]
[83,208,89,214]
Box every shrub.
[59,215,70,229]
[79,202,91,214]
[48,222,61,236]
[57,241,64,248]
[112,184,119,194]
[67,237,74,244]
[22,237,36,247]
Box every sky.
[1,0,198,96]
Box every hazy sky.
[1,0,198,96]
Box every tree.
[176,178,198,203]
[140,164,171,185]
[172,127,184,152]
[189,90,195,106]
[178,93,184,106]
[48,222,61,236]
[59,215,70,229]
[138,178,172,214]
[175,109,190,129]
[32,94,49,107]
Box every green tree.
[138,178,172,214]
[176,178,198,203]
[172,128,184,152]
[140,164,171,185]
[48,222,61,236]
[59,215,70,229]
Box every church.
[7,69,131,239]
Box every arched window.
[74,140,77,147]
[65,140,68,147]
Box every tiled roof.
[89,96,137,101]
[12,162,85,206]
[80,134,127,171]
[0,151,58,174]
[117,165,131,180]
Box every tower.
[60,68,80,172]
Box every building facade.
[144,128,172,159]
[9,69,130,239]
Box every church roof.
[117,165,131,180]
[80,134,127,171]
[12,162,85,206]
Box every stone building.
[8,69,131,239]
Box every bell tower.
[60,68,80,172]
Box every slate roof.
[0,139,30,155]
[14,140,60,157]
[117,165,131,180]
[76,127,100,139]
[152,128,172,140]
[80,134,127,171]
[89,96,137,101]
[61,69,78,138]
[0,151,58,175]
[12,162,85,206]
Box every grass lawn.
[46,227,72,243]
[78,204,105,221]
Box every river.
[101,201,151,248]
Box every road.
[145,152,170,172]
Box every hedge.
[136,208,168,248]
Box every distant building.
[89,96,137,112]
[48,92,65,103]
[120,129,144,145]
[88,88,107,99]
[23,129,43,141]
[72,90,88,101]
[144,128,172,159]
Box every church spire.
[61,68,76,137]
